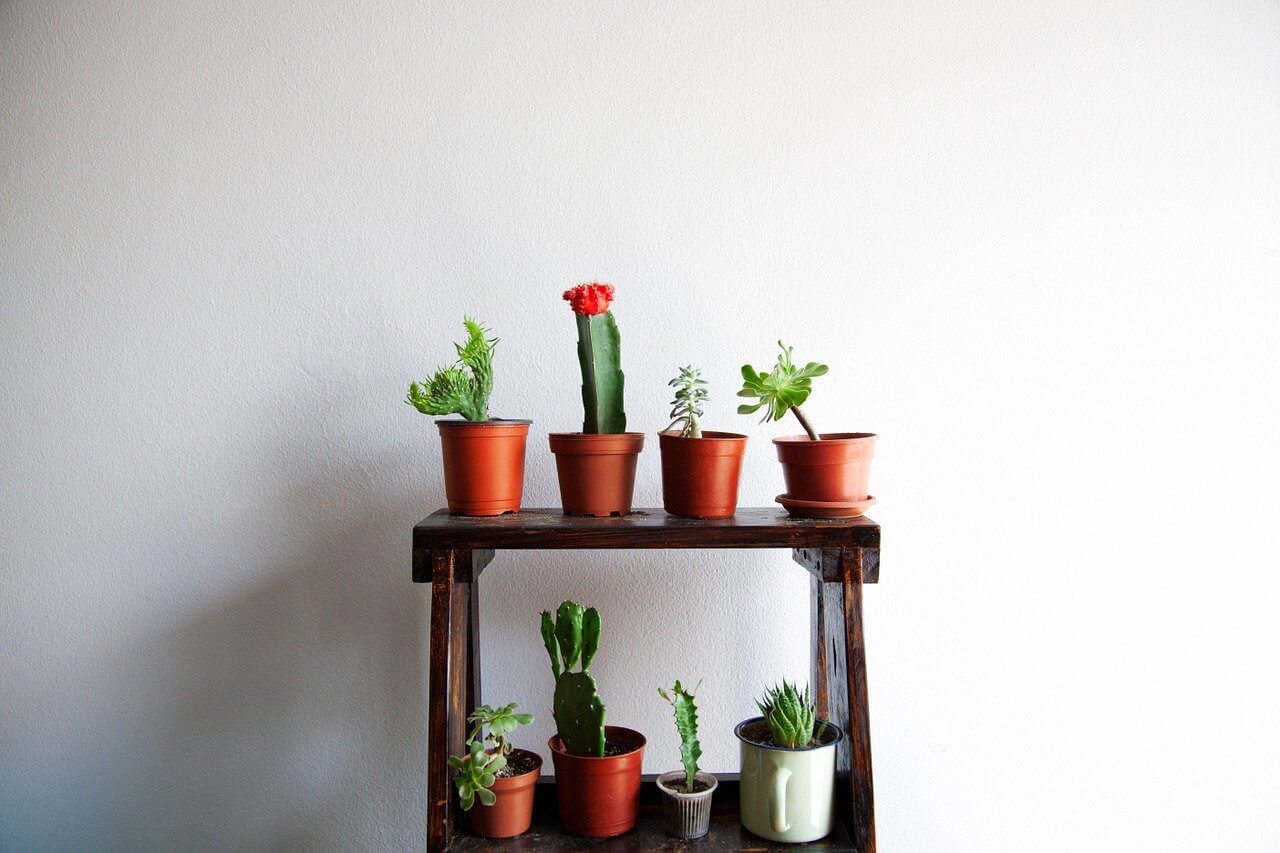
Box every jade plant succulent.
[449,701,533,811]
[562,283,626,434]
[665,365,708,438]
[658,680,703,790]
[406,318,497,421]
[738,341,829,440]
[540,600,606,756]
[755,681,826,748]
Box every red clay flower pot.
[658,430,748,518]
[548,433,644,517]
[437,420,531,516]
[548,726,646,837]
[774,433,877,506]
[466,749,542,839]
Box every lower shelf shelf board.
[448,775,855,851]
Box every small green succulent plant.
[738,341,829,441]
[755,681,825,748]
[449,701,534,811]
[406,317,497,422]
[658,680,703,790]
[665,366,708,438]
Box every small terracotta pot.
[548,433,645,517]
[774,433,877,504]
[658,430,748,518]
[548,725,646,837]
[467,749,542,839]
[437,420,531,516]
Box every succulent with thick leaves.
[467,702,534,757]
[658,680,703,790]
[406,317,498,421]
[755,681,824,749]
[665,365,708,438]
[737,341,829,440]
[541,600,606,756]
[449,740,507,811]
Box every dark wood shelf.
[415,507,880,852]
[413,507,879,552]
[449,776,854,851]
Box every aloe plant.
[665,366,707,438]
[658,680,703,790]
[563,284,626,434]
[738,341,829,440]
[755,681,825,748]
[540,600,606,756]
[406,317,497,421]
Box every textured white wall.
[3,0,1279,849]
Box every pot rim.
[772,432,876,444]
[548,431,646,440]
[547,725,647,759]
[655,769,719,800]
[734,716,843,752]
[435,418,533,426]
[658,429,748,442]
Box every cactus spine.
[541,601,606,756]
[575,312,626,434]
[659,680,702,790]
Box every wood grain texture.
[842,549,876,853]
[414,508,879,555]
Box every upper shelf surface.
[414,507,879,550]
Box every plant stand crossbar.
[413,508,881,852]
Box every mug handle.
[770,765,792,834]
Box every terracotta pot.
[773,433,877,504]
[548,433,644,517]
[436,420,531,516]
[548,725,646,837]
[467,749,542,839]
[658,430,748,518]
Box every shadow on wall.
[148,452,436,848]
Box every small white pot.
[655,770,718,839]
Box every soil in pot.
[658,430,748,518]
[466,748,542,839]
[437,419,531,516]
[548,725,646,837]
[773,432,876,511]
[548,433,644,517]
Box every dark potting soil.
[602,737,638,757]
[664,778,712,794]
[496,751,539,778]
[739,720,838,750]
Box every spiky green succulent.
[755,681,824,748]
[665,365,708,438]
[406,317,497,421]
[541,601,606,757]
[659,680,703,790]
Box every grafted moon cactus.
[541,600,606,756]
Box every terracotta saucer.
[775,494,877,519]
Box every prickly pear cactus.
[575,312,626,434]
[541,600,607,756]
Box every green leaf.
[476,787,497,807]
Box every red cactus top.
[562,283,614,316]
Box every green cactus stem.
[575,312,626,434]
[659,680,702,790]
[540,600,607,757]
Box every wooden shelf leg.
[426,550,472,852]
[812,548,877,853]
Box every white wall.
[3,0,1279,849]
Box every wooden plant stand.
[413,508,881,851]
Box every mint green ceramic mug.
[735,716,843,843]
